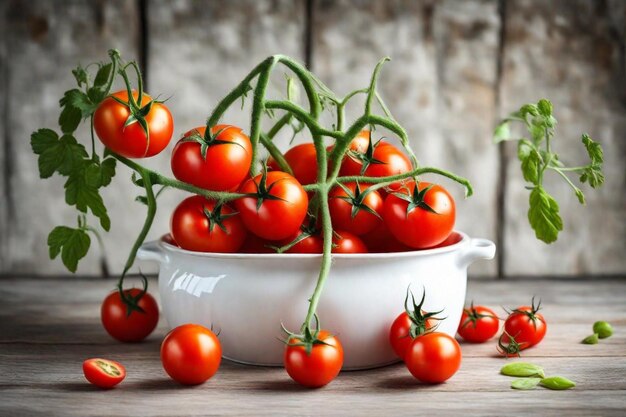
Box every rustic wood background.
[0,0,624,278]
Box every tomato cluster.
[165,128,457,256]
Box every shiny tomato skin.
[239,234,275,253]
[361,222,411,253]
[503,306,547,348]
[329,183,383,235]
[161,324,222,385]
[383,181,455,249]
[332,230,368,253]
[404,332,462,383]
[235,171,308,241]
[457,306,499,343]
[171,125,252,191]
[284,331,343,388]
[282,232,323,254]
[94,90,173,158]
[389,312,439,359]
[339,134,412,180]
[170,195,246,253]
[101,289,159,342]
[83,358,126,389]
[268,143,319,185]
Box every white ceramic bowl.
[137,231,495,370]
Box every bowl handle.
[136,240,168,264]
[456,238,496,268]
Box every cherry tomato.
[268,143,319,185]
[101,289,159,342]
[404,332,462,383]
[332,230,368,253]
[329,182,383,235]
[503,299,547,349]
[161,233,179,247]
[83,358,126,389]
[170,195,246,253]
[389,312,440,359]
[94,90,173,158]
[161,324,222,385]
[383,181,455,249]
[284,330,343,388]
[339,132,412,181]
[361,222,411,253]
[171,125,252,191]
[235,171,308,241]
[457,304,499,343]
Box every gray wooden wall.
[0,0,624,278]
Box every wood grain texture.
[499,0,626,275]
[0,0,8,272]
[0,277,625,416]
[312,0,501,276]
[0,0,141,275]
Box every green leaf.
[47,226,91,273]
[520,104,539,118]
[31,130,88,178]
[540,376,576,390]
[511,378,541,390]
[528,186,563,243]
[72,65,89,87]
[493,121,511,143]
[581,333,599,344]
[64,164,111,231]
[58,102,82,133]
[60,89,97,118]
[537,99,553,117]
[579,166,605,189]
[99,158,117,187]
[501,362,546,378]
[574,188,585,205]
[93,63,113,88]
[518,140,541,185]
[582,134,603,164]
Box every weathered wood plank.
[312,0,501,276]
[2,0,141,275]
[0,0,9,273]
[499,0,626,276]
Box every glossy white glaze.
[137,231,495,369]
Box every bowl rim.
[157,230,470,260]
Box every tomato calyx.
[282,314,335,356]
[392,181,438,216]
[334,181,383,220]
[201,201,239,234]
[404,288,445,338]
[117,273,149,317]
[181,126,243,160]
[273,214,320,253]
[497,330,527,357]
[460,301,499,329]
[241,167,289,211]
[347,132,386,175]
[506,296,545,330]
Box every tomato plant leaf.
[511,378,541,390]
[93,63,113,89]
[528,186,563,243]
[59,101,83,134]
[64,164,111,231]
[31,129,89,178]
[47,226,91,273]
[500,362,546,378]
[540,376,576,390]
[72,65,89,88]
[518,140,541,185]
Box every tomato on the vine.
[284,330,343,388]
[101,288,159,342]
[94,90,173,158]
[235,171,308,241]
[332,230,368,253]
[383,181,455,249]
[389,289,443,359]
[457,304,499,343]
[83,358,126,389]
[498,298,547,356]
[170,195,246,253]
[329,182,383,235]
[282,232,323,254]
[161,324,222,385]
[404,332,462,383]
[268,143,319,185]
[171,125,252,191]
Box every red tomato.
[404,332,462,383]
[161,324,222,385]
[235,171,308,241]
[457,305,499,343]
[339,132,412,181]
[94,90,173,158]
[329,182,383,235]
[282,232,323,254]
[101,289,159,342]
[332,230,368,253]
[171,125,252,191]
[503,299,547,350]
[361,222,411,253]
[161,233,179,247]
[83,358,126,389]
[389,312,441,359]
[268,143,319,185]
[170,195,246,253]
[239,234,275,253]
[284,330,343,388]
[383,181,455,249]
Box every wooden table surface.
[1,276,625,416]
